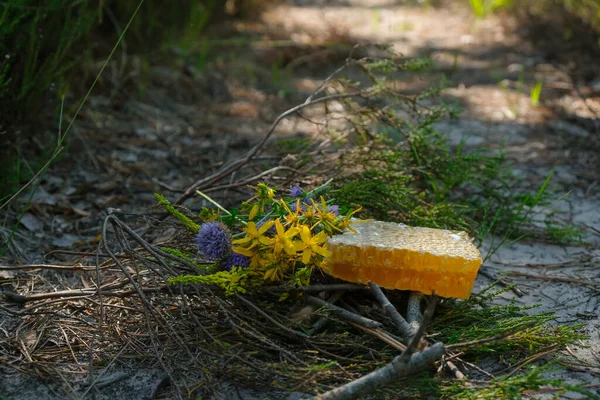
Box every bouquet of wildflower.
[166,182,361,296]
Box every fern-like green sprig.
[154,193,200,233]
[168,267,261,296]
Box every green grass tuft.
[154,193,200,233]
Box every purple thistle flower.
[289,186,303,197]
[194,222,231,260]
[327,205,340,216]
[221,252,251,271]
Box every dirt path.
[1,1,599,398]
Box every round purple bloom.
[195,222,231,260]
[289,186,303,197]
[327,205,340,216]
[221,252,251,271]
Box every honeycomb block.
[324,221,482,299]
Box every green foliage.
[332,113,580,251]
[0,0,98,118]
[273,137,312,154]
[468,0,513,18]
[159,246,209,269]
[112,0,219,53]
[544,219,584,244]
[287,50,582,249]
[154,193,200,233]
[433,284,586,358]
[530,81,543,107]
[467,0,600,39]
[442,363,598,399]
[332,127,507,232]
[0,153,23,203]
[168,266,259,296]
[0,0,231,123]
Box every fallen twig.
[2,286,170,304]
[446,332,514,350]
[306,290,346,336]
[311,296,441,400]
[505,271,600,287]
[310,343,445,400]
[269,284,366,293]
[407,292,423,330]
[235,293,309,339]
[347,322,407,352]
[305,295,382,329]
[174,91,368,205]
[368,281,416,342]
[478,268,526,297]
[0,264,102,272]
[401,294,437,363]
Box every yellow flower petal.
[314,246,331,258]
[283,240,297,255]
[302,249,311,264]
[259,236,274,246]
[294,241,306,252]
[232,246,255,257]
[300,225,311,243]
[275,219,285,236]
[258,220,275,235]
[285,226,300,239]
[312,230,328,244]
[244,222,258,235]
[249,204,259,220]
[232,236,252,245]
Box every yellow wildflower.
[248,204,259,221]
[297,225,331,264]
[232,220,275,253]
[261,252,288,281]
[336,206,364,233]
[248,251,268,268]
[248,183,276,201]
[280,199,301,226]
[310,196,341,232]
[272,219,300,255]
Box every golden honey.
[324,221,482,299]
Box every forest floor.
[1,0,599,398]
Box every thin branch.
[201,166,301,194]
[347,323,407,352]
[368,281,416,342]
[407,291,423,330]
[268,283,367,293]
[478,268,526,297]
[306,290,346,336]
[235,294,308,339]
[311,343,445,400]
[446,332,513,350]
[0,264,100,271]
[174,91,366,205]
[305,295,382,329]
[506,271,600,287]
[399,294,437,364]
[2,286,169,304]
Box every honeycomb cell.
[324,221,482,299]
